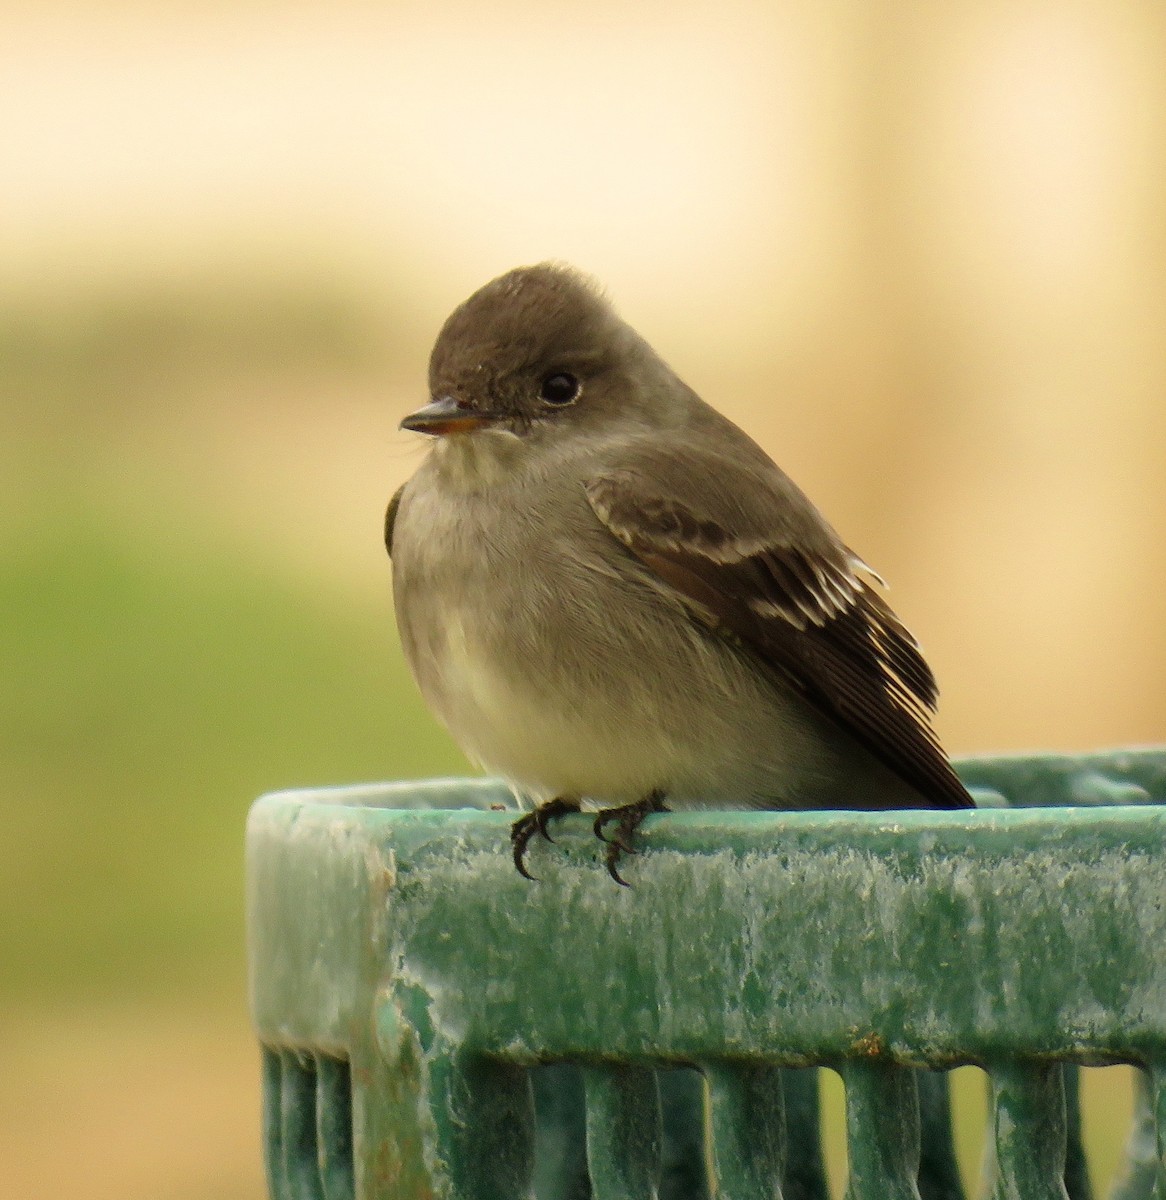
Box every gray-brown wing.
[585,455,972,810]
[384,484,405,558]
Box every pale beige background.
[8,2,1165,753]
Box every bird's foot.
[592,790,670,886]
[510,797,580,880]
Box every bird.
[386,263,973,884]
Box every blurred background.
[3,1,1164,1196]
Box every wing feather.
[384,484,405,558]
[586,461,972,810]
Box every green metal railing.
[247,749,1166,1199]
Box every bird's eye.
[539,372,581,406]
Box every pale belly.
[401,578,924,813]
[416,600,717,807]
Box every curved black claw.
[510,813,541,881]
[534,803,564,844]
[592,791,670,887]
[510,797,580,880]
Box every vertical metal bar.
[781,1069,829,1200]
[1109,1069,1158,1200]
[1061,1068,1093,1200]
[262,1046,287,1200]
[988,1062,1069,1200]
[658,1068,712,1200]
[842,1061,921,1200]
[1152,1063,1166,1200]
[429,1051,536,1200]
[348,1039,430,1200]
[315,1055,355,1200]
[704,1063,785,1200]
[917,1070,966,1200]
[583,1065,663,1200]
[361,991,530,1199]
[532,1064,592,1200]
[281,1050,325,1200]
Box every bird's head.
[401,263,677,445]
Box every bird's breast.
[389,466,719,801]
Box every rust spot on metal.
[852,1031,886,1057]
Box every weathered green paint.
[254,804,1166,1065]
[247,751,1166,1200]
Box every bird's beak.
[399,395,492,436]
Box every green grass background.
[0,276,470,1007]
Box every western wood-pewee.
[388,264,973,883]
